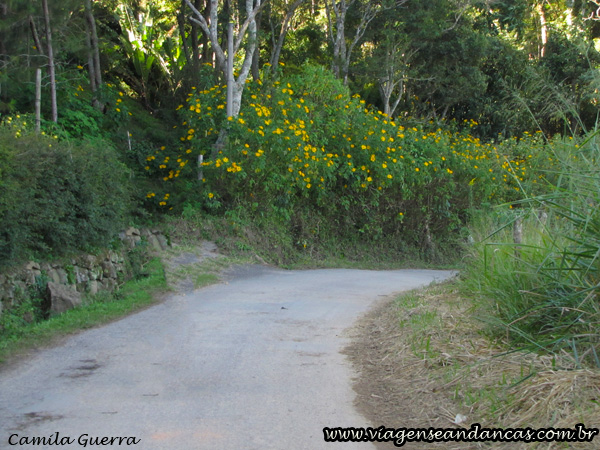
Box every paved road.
[0,265,453,449]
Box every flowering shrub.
[145,65,566,258]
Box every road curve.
[0,265,453,449]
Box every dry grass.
[345,282,600,450]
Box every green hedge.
[0,127,133,266]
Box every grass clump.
[349,282,600,449]
[462,131,600,367]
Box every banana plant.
[116,3,182,104]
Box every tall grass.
[462,131,600,367]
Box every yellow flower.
[208,193,214,199]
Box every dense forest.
[1,0,598,234]
[1,1,599,363]
[1,0,599,134]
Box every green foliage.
[462,132,600,367]
[151,65,554,261]
[0,123,133,266]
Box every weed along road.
[0,265,453,449]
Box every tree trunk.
[178,1,192,65]
[251,8,262,81]
[88,1,102,88]
[325,0,384,85]
[536,1,548,58]
[42,0,57,123]
[29,15,45,56]
[201,0,212,64]
[269,0,306,69]
[84,0,103,109]
[184,0,262,117]
[191,0,202,71]
[35,68,42,133]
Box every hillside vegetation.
[0,0,599,370]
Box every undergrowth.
[462,130,600,367]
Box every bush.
[0,124,133,266]
[147,65,512,260]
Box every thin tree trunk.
[178,1,192,64]
[191,0,202,71]
[269,0,305,69]
[536,1,548,58]
[42,0,57,123]
[85,26,97,92]
[87,0,102,88]
[35,68,42,133]
[29,15,45,56]
[251,8,262,81]
[201,0,212,63]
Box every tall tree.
[42,0,57,122]
[325,0,404,85]
[268,0,306,69]
[84,0,102,94]
[184,0,264,117]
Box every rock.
[108,251,122,264]
[45,282,82,315]
[25,261,40,271]
[101,260,117,279]
[47,268,62,284]
[2,285,14,306]
[156,234,169,250]
[87,280,99,296]
[55,268,68,284]
[19,266,40,284]
[125,227,141,237]
[74,266,89,284]
[101,278,117,292]
[89,266,103,281]
[147,235,162,252]
[122,227,142,249]
[76,281,88,293]
[78,254,97,270]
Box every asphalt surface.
[0,265,454,449]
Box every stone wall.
[0,228,169,320]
